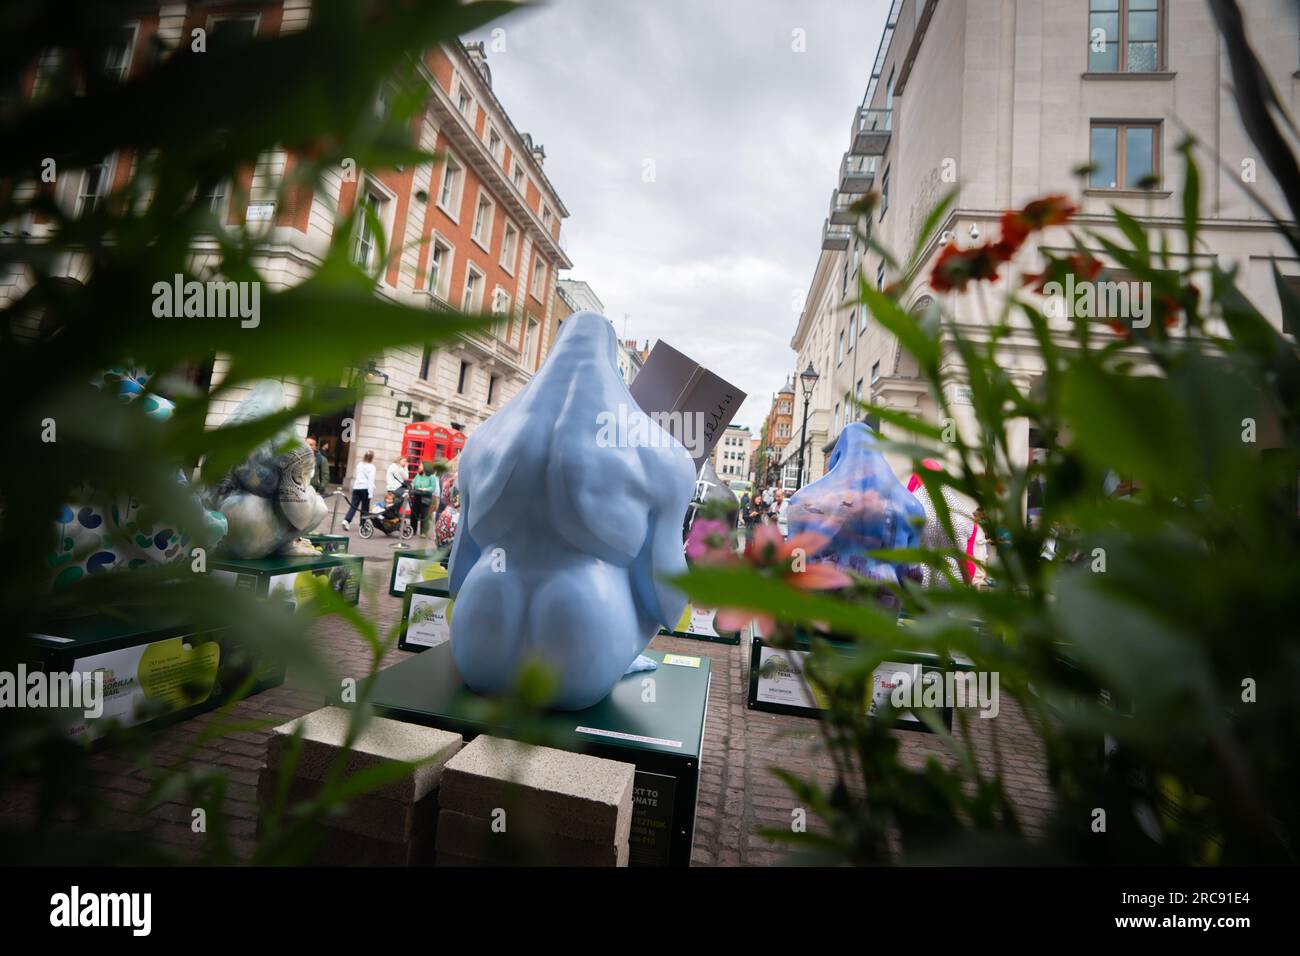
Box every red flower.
[997,194,1077,257]
[930,240,1006,293]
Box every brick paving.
[0,531,1053,865]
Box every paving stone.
[439,736,634,846]
[266,705,461,804]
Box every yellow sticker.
[662,654,701,668]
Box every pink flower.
[685,518,733,563]
[713,525,853,634]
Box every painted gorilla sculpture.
[786,422,924,591]
[907,459,978,587]
[204,380,327,559]
[48,366,228,590]
[448,311,696,710]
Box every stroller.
[358,481,415,540]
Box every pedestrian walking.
[386,454,409,493]
[342,451,376,530]
[411,459,440,537]
[773,489,789,536]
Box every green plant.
[0,0,518,864]
[678,24,1299,868]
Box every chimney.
[463,41,491,86]
[531,142,546,166]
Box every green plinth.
[25,609,284,741]
[387,547,449,597]
[304,533,349,554]
[748,630,972,731]
[355,644,710,867]
[210,553,364,609]
[398,579,453,653]
[658,602,741,645]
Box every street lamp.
[796,362,819,490]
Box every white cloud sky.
[463,0,891,431]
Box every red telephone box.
[402,422,467,478]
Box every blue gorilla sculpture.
[786,422,924,591]
[448,311,696,710]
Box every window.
[208,15,259,51]
[487,374,499,405]
[1284,276,1300,337]
[855,378,864,406]
[351,187,387,271]
[530,256,546,300]
[1088,0,1161,73]
[419,345,433,381]
[1090,121,1159,189]
[842,261,849,297]
[76,160,109,217]
[200,178,227,217]
[834,403,842,433]
[428,240,452,300]
[500,224,519,273]
[31,49,63,100]
[880,165,890,218]
[471,192,494,248]
[463,266,484,312]
[457,360,471,394]
[437,156,463,216]
[524,318,540,368]
[488,127,503,162]
[456,83,472,117]
[104,24,137,82]
[512,163,525,194]
[871,360,881,384]
[542,206,553,231]
[857,307,867,335]
[877,263,886,291]
[491,287,510,316]
[847,319,854,352]
[836,330,845,366]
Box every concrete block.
[435,809,628,867]
[257,764,440,843]
[438,736,635,846]
[266,706,461,803]
[311,822,439,867]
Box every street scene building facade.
[712,424,754,484]
[780,0,1299,486]
[4,0,573,489]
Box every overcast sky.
[464,0,890,432]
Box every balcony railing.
[828,189,859,226]
[821,218,851,251]
[839,154,877,195]
[851,107,893,156]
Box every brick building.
[4,1,572,488]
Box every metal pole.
[796,392,810,490]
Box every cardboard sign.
[630,341,745,470]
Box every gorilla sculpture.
[204,381,327,559]
[448,311,696,710]
[785,422,924,593]
[48,366,228,589]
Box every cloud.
[463,0,890,431]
